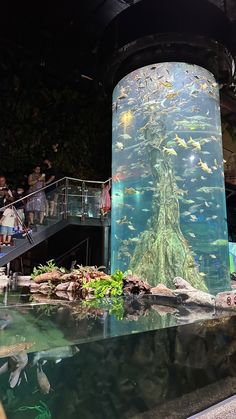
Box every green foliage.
[83,297,124,320]
[16,401,51,419]
[0,56,111,184]
[31,259,65,279]
[83,270,124,298]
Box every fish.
[189,204,202,212]
[0,351,28,389]
[117,87,128,100]
[190,178,197,183]
[160,81,172,88]
[197,186,223,193]
[141,209,150,212]
[204,201,210,207]
[181,211,191,216]
[32,345,80,365]
[128,225,136,231]
[127,98,135,105]
[37,364,51,394]
[188,137,201,151]
[129,237,139,243]
[163,147,177,156]
[174,188,188,196]
[115,142,124,151]
[0,342,34,358]
[211,215,218,219]
[174,134,188,149]
[9,351,28,388]
[125,187,137,195]
[190,215,197,221]
[188,232,196,238]
[209,254,217,259]
[199,272,206,277]
[118,134,132,140]
[200,176,207,180]
[197,159,212,174]
[201,151,210,155]
[116,216,128,225]
[166,92,179,99]
[182,199,195,204]
[0,313,13,330]
[211,239,228,246]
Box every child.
[0,205,16,245]
[100,180,111,217]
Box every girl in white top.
[0,206,16,245]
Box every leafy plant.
[83,296,124,320]
[82,270,124,298]
[31,259,65,279]
[16,401,51,419]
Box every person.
[0,176,13,211]
[43,159,57,217]
[100,179,111,217]
[13,187,26,225]
[0,204,16,245]
[225,153,236,186]
[26,166,47,226]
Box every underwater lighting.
[120,110,133,127]
[189,155,195,162]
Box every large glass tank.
[112,62,230,294]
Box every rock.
[150,284,175,297]
[173,277,195,290]
[55,291,70,299]
[33,270,62,284]
[39,284,51,291]
[55,282,71,291]
[60,273,79,282]
[173,277,215,308]
[215,290,236,309]
[151,305,178,315]
[123,275,151,296]
[67,281,79,293]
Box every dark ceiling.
[0,0,235,86]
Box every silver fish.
[32,345,80,365]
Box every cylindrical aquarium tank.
[111,62,230,294]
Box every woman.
[26,166,47,225]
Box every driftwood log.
[33,270,62,284]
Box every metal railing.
[0,176,112,245]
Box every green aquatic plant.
[83,270,124,298]
[16,401,51,419]
[31,260,66,279]
[83,296,124,320]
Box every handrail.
[0,176,112,212]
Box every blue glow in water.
[111,62,230,293]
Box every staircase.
[0,176,111,267]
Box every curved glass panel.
[112,62,230,293]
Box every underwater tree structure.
[112,62,230,292]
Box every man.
[43,159,57,217]
[0,176,13,211]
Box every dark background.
[0,0,236,186]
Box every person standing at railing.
[0,204,16,245]
[100,179,111,217]
[43,159,57,217]
[0,176,13,215]
[26,165,47,226]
